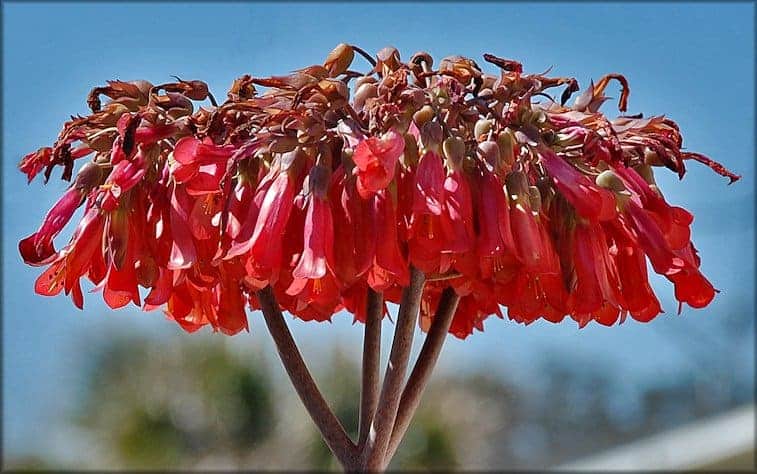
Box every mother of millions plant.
[18,44,739,471]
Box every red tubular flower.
[290,179,335,282]
[366,190,410,290]
[19,187,85,266]
[448,294,491,339]
[224,169,272,260]
[474,169,518,278]
[408,151,447,272]
[352,130,404,198]
[539,147,616,221]
[286,165,342,317]
[95,212,142,309]
[569,222,624,327]
[440,169,475,254]
[507,173,558,274]
[605,220,662,322]
[172,136,237,195]
[214,262,250,334]
[19,147,53,183]
[247,169,296,282]
[167,184,198,270]
[669,243,717,310]
[329,168,374,285]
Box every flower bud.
[643,148,664,166]
[595,170,626,192]
[377,47,401,74]
[497,129,516,166]
[402,133,419,166]
[181,80,211,101]
[477,140,500,169]
[528,185,542,214]
[505,170,530,201]
[474,119,493,140]
[74,161,104,190]
[420,121,443,151]
[442,136,466,168]
[413,105,435,127]
[353,82,378,111]
[324,43,354,77]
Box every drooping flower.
[352,130,404,198]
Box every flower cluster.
[19,45,739,338]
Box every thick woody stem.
[361,267,426,471]
[384,287,460,464]
[256,286,359,468]
[358,289,384,449]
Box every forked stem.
[257,276,453,472]
[256,286,359,468]
[361,267,426,471]
[384,287,460,465]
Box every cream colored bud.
[643,148,664,166]
[595,170,626,192]
[497,130,515,166]
[474,119,493,140]
[443,136,466,167]
[505,171,530,200]
[413,105,435,126]
[324,43,354,77]
[353,83,378,111]
[477,141,500,168]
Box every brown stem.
[350,44,378,68]
[358,289,384,449]
[361,267,425,471]
[384,287,460,464]
[256,286,359,468]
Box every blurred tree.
[73,335,275,469]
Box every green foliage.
[74,335,274,469]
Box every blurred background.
[2,2,754,470]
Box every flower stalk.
[358,289,384,450]
[362,267,425,471]
[256,286,359,468]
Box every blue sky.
[3,2,754,460]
